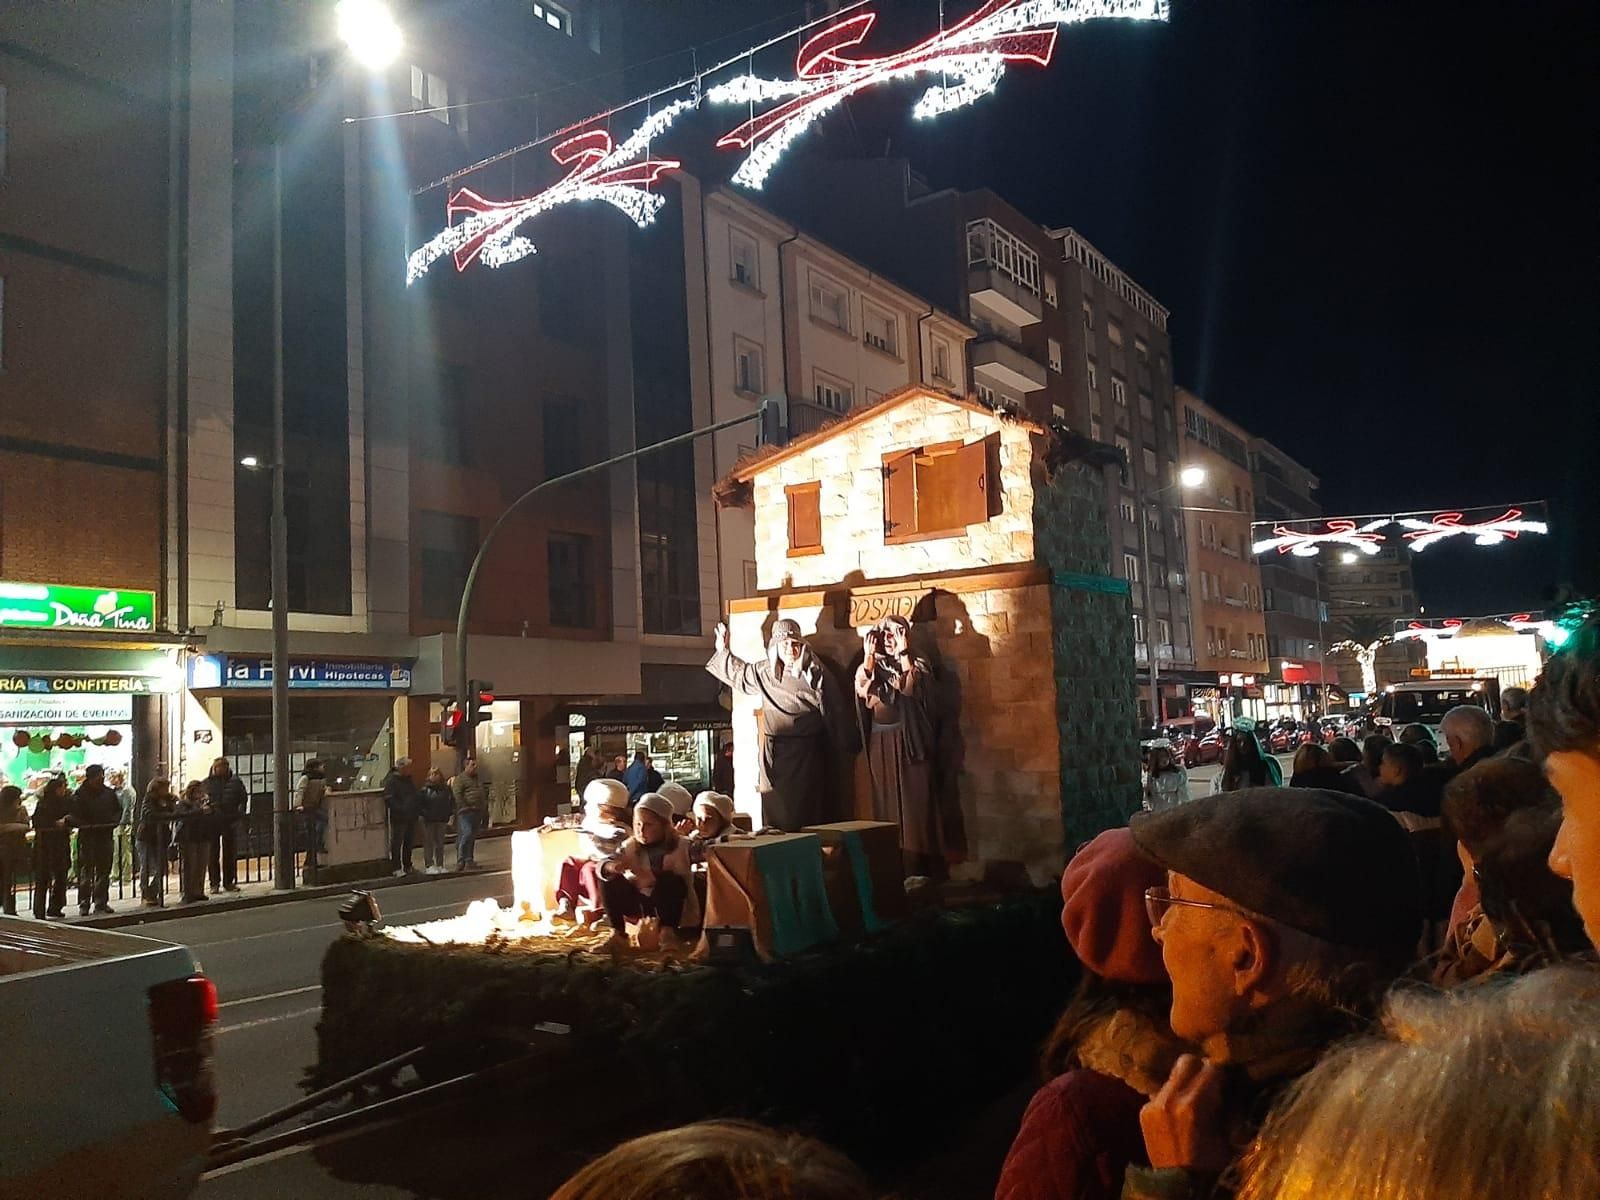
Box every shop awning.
[565,703,730,735]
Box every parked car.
[1,917,217,1196]
[1189,728,1226,766]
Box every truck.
[0,917,216,1198]
[1371,676,1500,741]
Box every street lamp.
[261,1,403,891]
[1138,465,1206,728]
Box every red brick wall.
[0,452,161,594]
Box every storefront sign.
[192,656,412,691]
[844,588,930,628]
[0,674,165,695]
[0,695,135,724]
[0,581,156,632]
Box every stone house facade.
[715,386,1138,884]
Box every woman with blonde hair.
[1238,966,1600,1200]
[550,1119,873,1200]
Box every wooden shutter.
[786,482,822,556]
[909,438,990,536]
[883,450,916,542]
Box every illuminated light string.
[707,0,1170,190]
[1252,519,1389,558]
[1394,508,1548,552]
[1250,505,1551,558]
[405,97,695,284]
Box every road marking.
[188,876,511,948]
[219,983,322,1009]
[219,1005,322,1034]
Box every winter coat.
[115,785,137,827]
[1141,769,1191,812]
[296,774,327,815]
[0,793,29,863]
[383,771,420,820]
[205,772,249,822]
[1289,766,1361,793]
[70,781,123,829]
[621,757,663,804]
[31,789,72,838]
[451,772,489,814]
[600,834,701,928]
[997,1008,1187,1200]
[174,798,214,845]
[136,792,176,844]
[418,782,454,823]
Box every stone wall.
[750,393,1040,590]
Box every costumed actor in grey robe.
[706,618,851,831]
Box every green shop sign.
[0,581,157,633]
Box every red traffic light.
[476,690,495,705]
[439,704,464,747]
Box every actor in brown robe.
[706,618,851,831]
[855,616,945,871]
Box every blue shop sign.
[190,655,412,691]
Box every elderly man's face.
[1150,871,1271,1047]
[774,634,803,669]
[1545,750,1600,948]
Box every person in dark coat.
[1493,685,1529,753]
[71,763,123,914]
[174,780,213,903]
[1288,744,1358,792]
[996,829,1188,1200]
[135,778,176,906]
[572,749,601,806]
[31,774,72,918]
[710,741,735,795]
[705,618,853,831]
[203,757,249,893]
[382,758,420,875]
[621,750,663,805]
[0,785,31,916]
[417,766,455,874]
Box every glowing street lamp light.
[1340,551,1358,565]
[336,0,403,70]
[1178,465,1207,490]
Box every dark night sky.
[618,0,1597,612]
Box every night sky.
[619,0,1597,613]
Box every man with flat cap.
[707,618,852,831]
[1121,786,1422,1200]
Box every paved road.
[1183,752,1294,791]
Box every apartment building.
[1178,391,1268,722]
[680,182,973,610]
[1249,438,1328,717]
[1322,542,1424,696]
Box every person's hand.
[632,866,656,892]
[1139,1055,1233,1172]
[673,815,694,835]
[714,622,729,653]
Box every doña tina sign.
[0,582,157,633]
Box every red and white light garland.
[707,1,1166,190]
[1394,508,1548,552]
[1252,505,1551,558]
[1252,519,1389,558]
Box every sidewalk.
[62,832,514,932]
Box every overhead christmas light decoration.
[707,0,1169,190]
[1252,519,1389,558]
[1395,508,1548,552]
[406,98,694,284]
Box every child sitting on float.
[597,791,701,950]
[553,778,631,927]
[686,791,740,866]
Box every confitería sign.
[0,582,157,632]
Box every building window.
[1207,627,1217,657]
[883,436,996,542]
[418,510,479,620]
[809,272,849,331]
[542,395,580,478]
[0,86,7,181]
[1051,403,1066,420]
[415,363,470,466]
[1135,336,1149,364]
[1090,418,1103,441]
[1142,446,1158,477]
[976,381,996,406]
[1086,357,1098,392]
[1138,390,1153,420]
[547,532,594,627]
[734,338,764,394]
[1119,498,1136,525]
[814,371,852,413]
[931,336,953,383]
[532,1,572,34]
[1123,552,1140,582]
[410,65,460,128]
[1107,319,1124,348]
[1133,613,1145,644]
[862,304,898,355]
[1111,375,1127,406]
[1115,434,1132,466]
[638,463,701,636]
[1200,572,1210,600]
[1047,337,1063,373]
[1147,506,1161,534]
[1155,617,1170,645]
[1082,297,1094,331]
[786,482,823,556]
[729,227,759,289]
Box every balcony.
[967,219,1043,327]
[971,335,1047,393]
[1135,643,1179,666]
[789,397,844,437]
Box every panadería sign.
[0,581,157,632]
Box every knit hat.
[1060,827,1169,985]
[693,791,736,821]
[635,792,674,823]
[583,778,629,813]
[771,618,803,641]
[657,781,694,815]
[1130,787,1422,958]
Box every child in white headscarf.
[687,791,740,865]
[553,778,631,925]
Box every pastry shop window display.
[4,727,131,814]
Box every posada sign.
[0,582,156,632]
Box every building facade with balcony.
[1178,391,1268,721]
[681,181,974,611]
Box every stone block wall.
[751,394,1040,590]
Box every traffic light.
[438,701,463,748]
[466,680,496,730]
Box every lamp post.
[1138,464,1206,727]
[246,0,403,890]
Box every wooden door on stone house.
[882,434,1001,545]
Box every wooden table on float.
[694,832,839,962]
[801,820,907,936]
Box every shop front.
[562,706,731,806]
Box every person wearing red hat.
[995,828,1189,1200]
